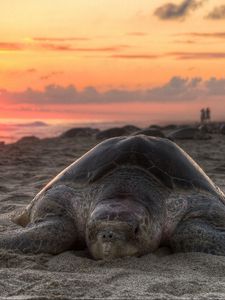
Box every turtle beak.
[98,230,120,258]
[102,242,114,259]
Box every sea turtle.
[16,136,40,145]
[96,125,140,140]
[149,125,163,130]
[167,126,211,140]
[220,124,225,135]
[132,128,165,138]
[162,124,178,130]
[1,135,225,260]
[60,127,99,139]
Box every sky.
[1,0,225,124]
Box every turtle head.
[86,198,161,260]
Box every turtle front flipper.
[0,216,77,254]
[170,219,225,256]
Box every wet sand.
[0,133,225,299]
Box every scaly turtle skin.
[2,135,225,260]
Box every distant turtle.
[220,124,225,135]
[162,124,178,130]
[198,124,210,134]
[149,125,162,130]
[2,135,225,259]
[15,135,41,147]
[121,125,141,133]
[96,125,140,140]
[132,128,165,138]
[16,136,40,144]
[61,127,99,138]
[167,126,211,140]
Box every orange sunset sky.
[1,0,225,124]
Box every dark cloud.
[206,5,225,19]
[205,77,225,95]
[154,0,205,20]
[1,76,225,105]
[0,42,23,51]
[144,76,202,101]
[16,85,78,104]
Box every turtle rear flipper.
[0,216,77,254]
[170,219,225,256]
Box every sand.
[0,133,225,299]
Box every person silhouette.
[200,108,206,123]
[205,107,211,122]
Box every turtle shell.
[43,135,222,197]
[167,127,199,140]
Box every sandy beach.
[0,130,225,299]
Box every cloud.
[205,77,225,95]
[144,76,203,101]
[40,71,63,80]
[169,51,225,59]
[40,43,129,52]
[206,5,225,19]
[26,68,37,73]
[0,42,23,51]
[154,0,205,20]
[126,32,148,37]
[2,76,225,105]
[111,51,225,60]
[0,40,130,54]
[173,39,196,44]
[33,37,90,42]
[180,32,225,38]
[111,54,160,59]
[14,85,79,104]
